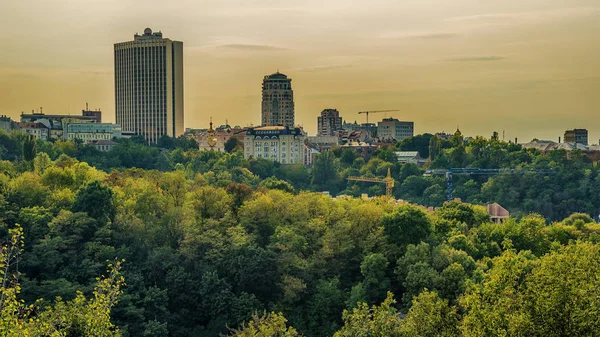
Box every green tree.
[400,290,460,337]
[381,204,431,248]
[225,137,243,153]
[229,312,301,337]
[72,181,116,223]
[311,151,340,193]
[23,135,37,162]
[334,292,403,337]
[1,225,124,336]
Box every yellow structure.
[347,168,395,198]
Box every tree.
[72,181,116,223]
[398,133,433,159]
[259,177,295,194]
[229,312,301,337]
[401,290,460,337]
[1,226,124,336]
[311,151,340,193]
[429,136,441,161]
[225,137,243,153]
[381,204,431,248]
[23,135,37,162]
[334,292,403,337]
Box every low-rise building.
[395,151,425,165]
[564,129,588,145]
[487,203,510,224]
[303,142,321,165]
[17,122,49,140]
[377,118,414,141]
[21,111,100,140]
[0,115,14,133]
[340,141,378,160]
[90,139,119,152]
[66,123,122,142]
[244,126,304,164]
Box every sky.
[1,0,599,142]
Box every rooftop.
[90,139,119,146]
[265,71,288,80]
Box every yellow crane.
[347,168,395,198]
[357,110,399,124]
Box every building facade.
[261,72,294,127]
[20,112,99,140]
[564,129,588,145]
[114,28,184,144]
[66,123,122,142]
[90,139,119,152]
[0,115,13,133]
[17,122,49,140]
[244,126,303,164]
[377,118,414,141]
[317,109,343,136]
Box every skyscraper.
[317,109,343,136]
[261,72,294,127]
[114,28,183,144]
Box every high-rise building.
[317,109,343,136]
[114,28,184,144]
[564,129,588,145]
[261,72,294,127]
[377,118,414,141]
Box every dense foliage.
[2,130,600,336]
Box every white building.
[244,126,304,164]
[261,72,295,128]
[17,122,49,140]
[377,118,414,141]
[66,123,122,142]
[114,28,184,144]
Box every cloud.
[295,64,354,72]
[412,33,458,40]
[448,7,600,24]
[216,44,289,51]
[446,56,507,62]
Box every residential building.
[0,115,13,132]
[20,111,98,140]
[261,72,294,127]
[244,126,304,164]
[66,123,122,142]
[377,118,414,141]
[303,142,321,165]
[90,139,120,152]
[317,109,343,136]
[340,141,378,160]
[487,203,510,224]
[114,28,184,144]
[564,129,588,145]
[17,122,49,140]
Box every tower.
[261,72,294,127]
[317,109,342,136]
[114,28,184,144]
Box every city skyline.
[1,0,599,142]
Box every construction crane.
[424,168,555,201]
[357,110,399,124]
[348,168,395,198]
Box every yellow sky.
[1,0,599,142]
